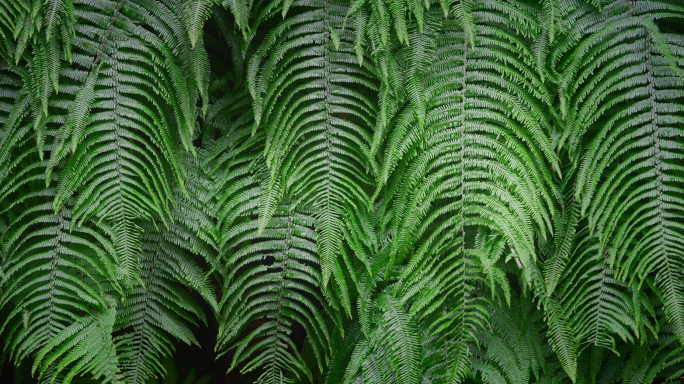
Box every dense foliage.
[1,0,684,382]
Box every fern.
[2,0,684,382]
[215,203,333,383]
[33,306,124,384]
[565,0,684,341]
[114,156,217,384]
[247,0,378,291]
[0,121,119,371]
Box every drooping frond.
[32,306,124,384]
[575,303,684,384]
[321,319,363,384]
[471,294,567,384]
[380,3,558,270]
[0,125,119,368]
[555,226,639,350]
[343,0,428,48]
[43,0,210,285]
[207,93,333,382]
[342,292,423,384]
[562,0,684,341]
[247,0,378,289]
[215,203,333,383]
[114,155,216,384]
[371,2,561,378]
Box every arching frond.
[563,0,684,341]
[207,93,333,382]
[0,123,121,381]
[41,0,210,285]
[471,294,567,384]
[215,203,333,383]
[247,0,378,289]
[33,306,124,384]
[114,154,216,384]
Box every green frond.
[114,223,212,384]
[568,3,684,341]
[322,319,363,384]
[208,99,333,382]
[247,0,378,289]
[36,0,214,285]
[215,204,333,383]
[113,154,216,384]
[471,294,566,384]
[0,130,120,369]
[555,227,638,350]
[184,0,214,48]
[340,292,422,384]
[527,263,578,382]
[33,306,124,384]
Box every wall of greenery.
[1,0,683,382]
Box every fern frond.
[114,151,216,384]
[32,306,124,384]
[207,97,333,382]
[556,227,638,349]
[35,0,213,285]
[0,130,120,368]
[568,2,684,341]
[216,204,332,383]
[114,225,210,384]
[248,0,378,290]
[472,294,565,384]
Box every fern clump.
[1,0,683,383]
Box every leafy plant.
[1,0,683,383]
